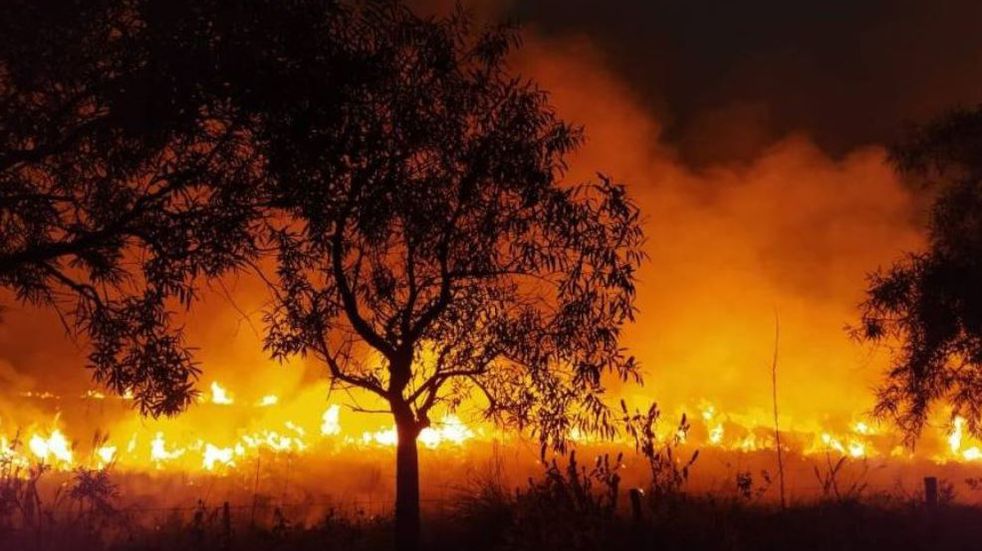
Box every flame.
[419,415,474,448]
[95,445,117,466]
[708,424,724,445]
[946,416,982,461]
[210,382,234,405]
[28,429,73,465]
[701,404,725,445]
[362,427,398,447]
[949,416,965,454]
[150,432,186,465]
[847,441,866,458]
[320,405,341,436]
[1,435,28,469]
[738,434,758,452]
[241,428,306,452]
[963,447,982,460]
[202,444,235,470]
[359,415,475,448]
[9,383,982,479]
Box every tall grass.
[5,419,982,550]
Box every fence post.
[629,488,644,524]
[924,477,938,511]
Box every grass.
[4,462,982,550]
[5,418,982,550]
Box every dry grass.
[5,431,982,550]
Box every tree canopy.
[0,0,278,415]
[1,3,645,547]
[262,5,644,447]
[254,4,645,547]
[859,107,982,441]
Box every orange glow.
[6,383,982,481]
[1,27,979,499]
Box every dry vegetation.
[5,413,982,550]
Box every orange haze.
[4,26,979,490]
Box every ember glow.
[0,377,491,477]
[210,381,234,405]
[2,3,982,515]
[3,378,982,483]
[0,46,973,492]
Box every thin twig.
[771,309,786,509]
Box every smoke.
[0,13,935,443]
[514,35,926,430]
[510,0,982,167]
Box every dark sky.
[504,0,982,166]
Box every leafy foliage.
[261,3,645,450]
[622,401,699,503]
[0,0,271,415]
[857,107,982,441]
[498,451,622,551]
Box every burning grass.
[3,380,982,482]
[7,386,982,549]
[4,444,982,551]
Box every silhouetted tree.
[259,4,645,549]
[0,0,270,415]
[2,3,644,547]
[858,107,982,442]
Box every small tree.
[261,5,645,548]
[858,107,982,442]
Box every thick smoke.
[512,0,982,167]
[0,11,938,442]
[515,35,926,431]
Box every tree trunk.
[395,419,421,551]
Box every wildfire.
[95,445,117,466]
[28,429,73,465]
[150,432,186,464]
[701,404,724,445]
[321,405,341,436]
[210,382,234,405]
[359,415,475,448]
[419,415,474,448]
[202,443,236,470]
[7,382,982,479]
[946,416,982,462]
[1,435,28,469]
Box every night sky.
[505,0,982,166]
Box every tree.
[3,3,645,547]
[0,0,268,415]
[858,107,982,442]
[259,4,645,549]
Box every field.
[5,470,982,551]
[5,437,982,551]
